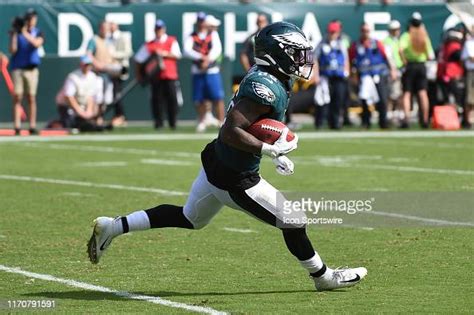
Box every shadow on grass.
[23,288,318,301]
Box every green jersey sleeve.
[237,72,283,107]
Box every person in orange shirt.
[134,19,182,130]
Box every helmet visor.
[288,47,314,80]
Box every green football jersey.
[215,66,291,173]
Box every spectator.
[8,8,44,135]
[461,24,474,128]
[184,12,225,132]
[108,22,133,127]
[437,29,465,110]
[202,15,225,131]
[313,21,350,129]
[383,20,404,123]
[134,19,182,130]
[86,21,118,116]
[399,12,435,128]
[331,19,353,126]
[55,56,103,132]
[349,23,395,129]
[240,14,268,72]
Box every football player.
[87,22,367,291]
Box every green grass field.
[0,129,473,314]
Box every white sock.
[299,252,324,274]
[123,210,151,232]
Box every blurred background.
[0,0,472,132]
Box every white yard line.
[61,192,96,197]
[0,133,215,143]
[295,160,474,176]
[17,143,200,158]
[222,227,256,233]
[0,265,227,315]
[340,224,374,231]
[357,164,474,176]
[0,175,187,196]
[0,130,473,143]
[297,131,474,139]
[78,161,128,167]
[367,211,474,227]
[327,138,473,149]
[141,159,195,166]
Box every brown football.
[247,118,295,144]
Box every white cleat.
[207,116,222,128]
[196,121,207,133]
[313,267,367,291]
[87,216,117,264]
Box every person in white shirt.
[107,22,133,127]
[55,55,103,131]
[134,19,182,129]
[461,25,474,128]
[184,12,225,132]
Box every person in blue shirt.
[8,8,44,135]
[313,21,350,129]
[349,23,396,129]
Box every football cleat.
[87,216,117,264]
[203,112,221,128]
[196,121,207,133]
[313,266,367,291]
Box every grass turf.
[0,131,473,313]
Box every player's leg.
[11,69,24,133]
[165,79,179,129]
[193,74,207,132]
[207,73,225,124]
[24,69,38,133]
[330,77,345,129]
[360,99,371,129]
[226,178,367,291]
[151,80,165,129]
[87,169,223,263]
[376,76,389,129]
[328,78,341,129]
[401,66,413,128]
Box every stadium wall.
[0,3,459,122]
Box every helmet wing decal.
[272,32,309,49]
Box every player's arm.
[133,44,148,83]
[66,95,89,119]
[219,97,269,154]
[22,29,43,48]
[220,97,298,158]
[239,39,251,72]
[8,33,18,54]
[164,40,182,60]
[183,36,203,61]
[240,51,251,72]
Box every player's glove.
[272,155,294,176]
[261,128,298,158]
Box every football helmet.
[254,21,313,80]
